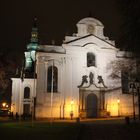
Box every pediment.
[64,35,117,50]
[79,84,102,91]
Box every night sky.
[0,0,121,53]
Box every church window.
[47,66,58,92]
[87,52,96,67]
[24,87,30,98]
[121,71,129,94]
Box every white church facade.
[11,17,138,119]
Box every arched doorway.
[86,93,98,118]
[23,104,30,115]
[23,87,30,115]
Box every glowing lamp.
[117,99,120,103]
[71,100,74,105]
[2,102,6,107]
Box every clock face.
[87,25,94,34]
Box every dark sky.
[0,0,121,52]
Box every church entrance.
[86,93,98,118]
[23,104,30,115]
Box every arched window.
[47,66,58,92]
[24,87,30,98]
[87,52,96,67]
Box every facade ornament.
[78,72,95,88]
[78,73,107,89]
[89,72,94,85]
[78,75,88,88]
[97,75,107,88]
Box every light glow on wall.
[63,99,78,118]
[107,99,120,116]
[71,99,74,112]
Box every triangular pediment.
[64,35,117,50]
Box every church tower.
[11,18,38,116]
[25,18,39,73]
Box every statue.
[78,75,88,88]
[97,75,107,88]
[89,72,94,85]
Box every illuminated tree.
[108,58,137,93]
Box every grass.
[0,119,140,140]
[88,123,140,140]
[0,122,80,140]
[77,118,140,140]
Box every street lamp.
[70,99,74,120]
[129,82,137,120]
[2,102,6,108]
[130,78,140,120]
[134,78,140,120]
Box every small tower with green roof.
[25,18,39,73]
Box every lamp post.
[134,79,140,120]
[132,89,136,120]
[50,59,54,122]
[138,87,140,120]
[130,82,136,120]
[130,78,140,120]
[70,99,74,120]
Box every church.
[11,17,138,119]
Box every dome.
[77,17,104,27]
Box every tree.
[108,58,136,79]
[107,56,137,93]
[115,0,140,84]
[0,50,23,103]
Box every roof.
[64,34,115,47]
[77,17,104,27]
[37,45,66,54]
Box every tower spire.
[88,11,93,17]
[30,17,38,44]
[27,17,39,51]
[33,17,37,28]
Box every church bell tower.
[25,18,39,72]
